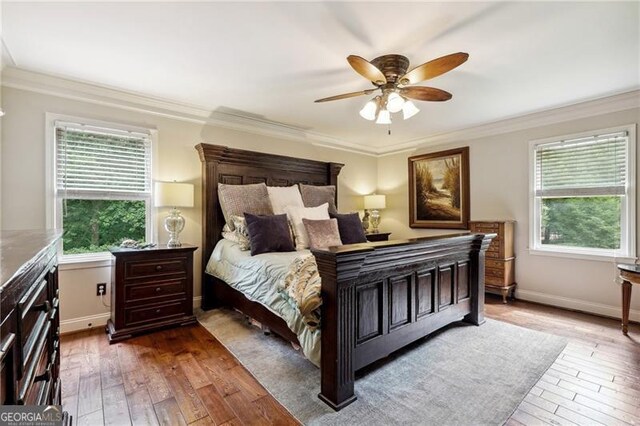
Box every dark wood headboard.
[195,143,344,268]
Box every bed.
[196,143,494,410]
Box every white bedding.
[205,239,321,366]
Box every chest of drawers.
[106,245,198,343]
[469,221,516,303]
[1,230,69,422]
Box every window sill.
[528,248,637,264]
[58,252,113,271]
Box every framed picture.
[408,147,470,229]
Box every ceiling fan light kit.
[315,52,469,126]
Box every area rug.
[197,308,566,425]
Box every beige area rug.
[197,308,566,425]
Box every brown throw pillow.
[218,183,273,230]
[302,218,342,250]
[329,212,368,244]
[299,184,337,214]
[244,213,295,256]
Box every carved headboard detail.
[195,143,344,273]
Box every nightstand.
[365,232,391,242]
[106,244,198,343]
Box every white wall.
[377,107,640,321]
[1,86,378,332]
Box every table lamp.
[155,181,194,247]
[364,194,386,233]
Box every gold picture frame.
[408,147,470,229]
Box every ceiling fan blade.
[399,52,469,85]
[400,87,452,102]
[314,89,376,103]
[347,55,387,85]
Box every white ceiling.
[3,2,639,151]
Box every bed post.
[464,235,492,326]
[196,143,224,310]
[316,248,368,411]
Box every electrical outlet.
[96,283,107,296]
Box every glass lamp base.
[164,208,185,248]
[370,209,381,233]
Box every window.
[530,125,636,260]
[54,120,153,256]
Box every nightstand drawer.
[486,267,504,279]
[124,300,187,326]
[125,279,187,303]
[124,257,187,280]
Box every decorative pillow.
[221,215,251,250]
[284,203,330,250]
[218,183,273,230]
[267,185,304,215]
[244,213,295,256]
[302,218,343,250]
[329,212,368,244]
[299,184,337,214]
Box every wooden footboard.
[314,232,494,410]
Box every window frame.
[46,113,157,263]
[528,124,637,262]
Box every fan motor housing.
[370,54,410,84]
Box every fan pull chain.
[388,124,391,135]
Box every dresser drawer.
[486,259,507,269]
[124,300,187,326]
[17,279,51,372]
[124,257,187,280]
[17,321,51,405]
[125,279,187,303]
[471,222,500,231]
[486,267,504,279]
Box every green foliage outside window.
[541,196,621,250]
[62,199,146,254]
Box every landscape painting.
[409,147,470,229]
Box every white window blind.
[535,131,628,197]
[55,122,152,196]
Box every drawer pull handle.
[156,287,162,292]
[34,367,51,383]
[156,265,163,271]
[34,301,52,313]
[156,309,161,313]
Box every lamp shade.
[155,182,194,208]
[364,194,386,210]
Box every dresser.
[0,230,69,421]
[469,221,516,303]
[106,245,197,343]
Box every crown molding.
[1,66,377,156]
[2,66,638,157]
[381,89,640,153]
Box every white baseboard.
[193,296,202,310]
[516,289,640,322]
[60,312,111,334]
[60,297,204,334]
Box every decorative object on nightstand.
[366,232,391,242]
[364,194,386,233]
[155,181,194,248]
[361,210,370,232]
[469,220,516,303]
[106,244,198,343]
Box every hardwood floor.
[61,296,640,425]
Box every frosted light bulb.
[386,92,405,113]
[402,100,420,120]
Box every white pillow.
[285,203,330,250]
[267,185,304,215]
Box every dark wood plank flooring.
[61,296,640,425]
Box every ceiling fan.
[314,52,469,124]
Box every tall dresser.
[0,230,69,422]
[469,221,516,303]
